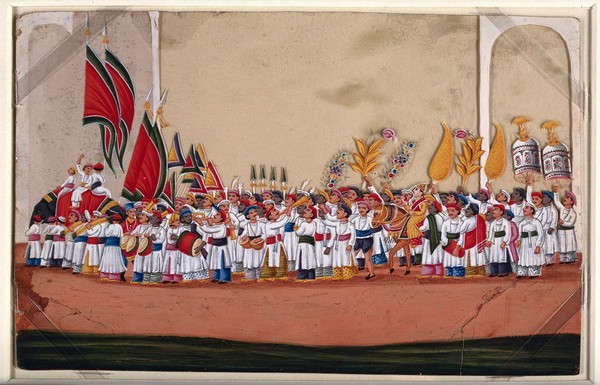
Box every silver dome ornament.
[541,120,572,180]
[511,116,542,183]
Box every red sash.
[87,237,100,245]
[28,234,41,241]
[53,235,65,242]
[337,233,351,241]
[266,234,283,245]
[166,244,177,251]
[314,233,332,242]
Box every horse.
[372,204,412,274]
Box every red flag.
[105,47,135,170]
[83,44,120,174]
[122,111,168,201]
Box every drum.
[250,238,265,250]
[137,236,153,256]
[121,234,138,260]
[176,230,203,257]
[239,235,252,249]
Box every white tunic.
[40,225,55,261]
[163,226,182,275]
[145,225,166,274]
[242,221,267,269]
[200,223,231,270]
[327,221,356,268]
[419,214,444,265]
[487,218,511,263]
[265,214,288,267]
[131,223,152,273]
[540,205,559,255]
[295,221,317,270]
[99,224,126,274]
[25,224,42,260]
[440,218,466,268]
[554,192,578,253]
[517,218,544,267]
[282,208,300,262]
[84,224,104,267]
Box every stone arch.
[478,16,581,187]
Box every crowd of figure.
[24,161,579,285]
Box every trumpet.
[289,195,310,210]
[192,212,207,222]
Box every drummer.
[120,202,139,281]
[144,211,166,285]
[240,206,267,281]
[130,210,152,284]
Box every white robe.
[420,214,444,265]
[265,214,288,267]
[440,218,466,268]
[25,224,42,260]
[200,223,231,270]
[295,221,317,270]
[487,218,512,263]
[554,192,578,253]
[517,218,545,267]
[242,221,267,269]
[327,221,356,268]
[99,224,126,274]
[84,224,104,267]
[163,226,182,275]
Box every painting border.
[1,1,598,383]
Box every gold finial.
[541,120,561,146]
[156,106,170,128]
[103,35,109,45]
[512,116,531,141]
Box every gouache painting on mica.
[12,7,589,381]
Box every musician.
[39,216,57,268]
[62,210,82,269]
[99,214,127,282]
[71,214,89,275]
[198,210,233,284]
[260,207,290,281]
[24,215,43,267]
[81,211,106,276]
[241,206,267,281]
[130,210,152,284]
[162,213,182,284]
[295,206,318,281]
[178,206,210,283]
[144,211,166,284]
[282,194,300,272]
[50,217,67,268]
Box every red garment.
[121,218,139,233]
[463,215,487,253]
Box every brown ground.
[13,243,582,347]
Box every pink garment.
[508,221,519,262]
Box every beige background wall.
[15,11,581,242]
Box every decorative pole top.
[541,120,561,147]
[512,116,531,141]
